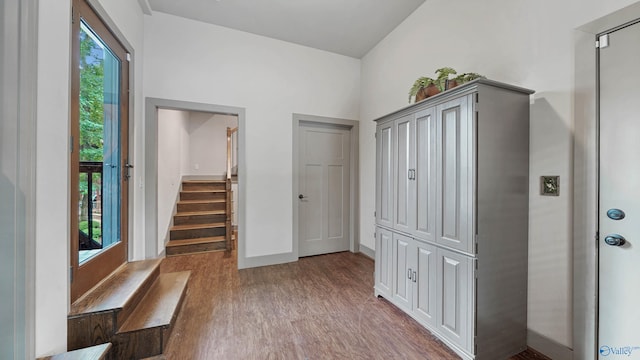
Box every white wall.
[358,0,639,350]
[157,109,190,251]
[35,0,145,356]
[143,12,361,258]
[186,113,237,176]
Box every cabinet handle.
[407,269,412,279]
[412,169,416,180]
[408,169,411,180]
[412,271,417,283]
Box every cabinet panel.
[375,227,393,297]
[392,232,412,311]
[437,247,473,352]
[414,241,437,328]
[376,122,394,228]
[393,115,414,233]
[436,96,474,254]
[414,108,437,242]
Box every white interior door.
[599,21,640,358]
[298,122,350,257]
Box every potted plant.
[409,76,439,103]
[435,67,458,91]
[454,72,485,85]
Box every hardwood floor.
[160,251,549,360]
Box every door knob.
[298,194,306,199]
[604,234,626,246]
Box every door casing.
[292,113,360,259]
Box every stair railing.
[226,127,238,251]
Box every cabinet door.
[375,227,393,297]
[436,247,473,352]
[392,232,413,312]
[413,108,437,242]
[436,96,475,254]
[413,241,437,328]
[376,122,394,228]
[393,115,415,233]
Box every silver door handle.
[412,271,417,283]
[604,234,626,246]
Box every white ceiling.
[147,0,425,59]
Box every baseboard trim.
[238,252,297,269]
[359,244,375,260]
[528,329,573,360]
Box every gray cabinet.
[374,227,393,298]
[376,231,438,328]
[436,96,475,254]
[436,247,473,352]
[392,115,414,234]
[375,121,394,228]
[414,108,437,242]
[374,79,533,360]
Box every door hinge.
[70,135,74,153]
[595,231,599,248]
[69,266,73,283]
[374,210,376,218]
[374,132,377,139]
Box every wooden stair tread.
[181,189,225,193]
[70,259,162,316]
[170,223,225,231]
[178,199,225,204]
[166,236,226,247]
[182,180,225,183]
[174,210,226,217]
[37,343,111,360]
[118,271,190,333]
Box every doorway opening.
[156,109,239,257]
[145,98,245,266]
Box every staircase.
[165,180,231,256]
[68,259,189,359]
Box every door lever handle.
[604,234,626,246]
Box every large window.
[70,0,130,302]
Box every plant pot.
[415,88,428,102]
[425,84,440,97]
[445,79,458,90]
[415,84,441,102]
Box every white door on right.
[599,21,640,359]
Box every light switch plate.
[541,176,559,196]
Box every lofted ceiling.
[147,0,425,59]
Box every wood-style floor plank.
[160,251,549,360]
